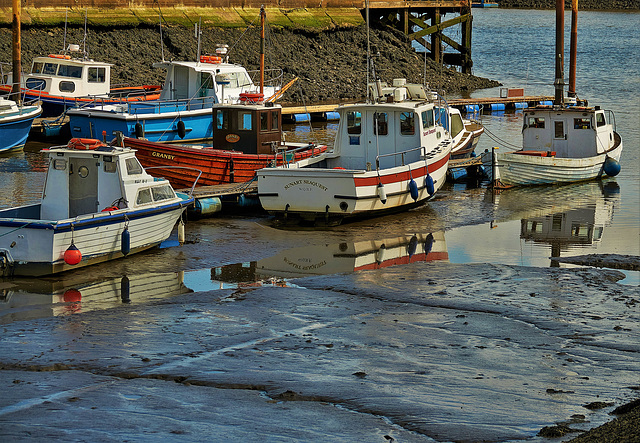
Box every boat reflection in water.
[489,180,620,263]
[211,232,448,287]
[0,271,191,324]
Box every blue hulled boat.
[0,97,42,153]
[66,52,281,143]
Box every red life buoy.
[239,92,264,103]
[68,138,106,150]
[101,206,119,212]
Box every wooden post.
[431,8,441,65]
[554,0,565,106]
[568,0,578,97]
[11,0,20,103]
[462,7,473,74]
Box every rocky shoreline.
[0,23,499,105]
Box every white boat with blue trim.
[0,96,42,153]
[0,138,193,276]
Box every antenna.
[159,11,165,62]
[83,9,88,58]
[196,18,202,62]
[63,10,67,53]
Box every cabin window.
[238,112,252,131]
[260,111,269,131]
[43,63,58,75]
[199,73,214,96]
[596,113,606,127]
[451,114,464,138]
[25,78,46,90]
[31,62,44,74]
[53,159,67,170]
[88,67,106,83]
[421,110,434,129]
[346,111,361,134]
[554,121,564,139]
[574,118,591,129]
[103,162,117,173]
[373,112,388,135]
[271,111,279,131]
[125,157,143,175]
[136,189,152,205]
[152,185,175,202]
[216,109,229,130]
[59,81,76,93]
[528,117,545,128]
[225,71,251,89]
[58,64,82,78]
[400,112,415,135]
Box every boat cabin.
[26,52,112,98]
[40,142,177,220]
[332,100,448,170]
[522,106,617,158]
[153,56,278,105]
[211,102,283,154]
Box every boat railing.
[144,166,203,197]
[375,146,424,170]
[0,81,42,109]
[246,68,284,91]
[274,142,321,168]
[605,109,617,132]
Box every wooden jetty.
[281,94,554,122]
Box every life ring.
[68,138,106,150]
[49,54,71,60]
[200,55,222,64]
[101,206,119,212]
[239,92,264,103]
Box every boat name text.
[423,128,436,136]
[284,179,328,192]
[151,151,175,161]
[283,257,327,271]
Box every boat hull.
[0,105,42,152]
[0,199,190,277]
[257,152,450,224]
[124,137,328,189]
[482,140,623,186]
[68,103,214,143]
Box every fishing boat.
[0,96,42,152]
[0,139,193,277]
[0,48,161,119]
[481,0,623,187]
[66,9,281,143]
[120,101,327,189]
[257,80,453,225]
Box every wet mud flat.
[0,212,638,442]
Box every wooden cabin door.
[69,158,98,217]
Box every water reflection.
[211,232,447,285]
[0,271,191,324]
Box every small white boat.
[257,80,453,225]
[0,96,42,152]
[481,1,623,188]
[0,139,193,276]
[482,104,623,187]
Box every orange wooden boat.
[121,102,327,189]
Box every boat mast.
[366,0,370,103]
[568,0,578,98]
[260,5,265,95]
[553,0,565,106]
[11,0,20,103]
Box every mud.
[0,23,500,104]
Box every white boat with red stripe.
[257,81,453,225]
